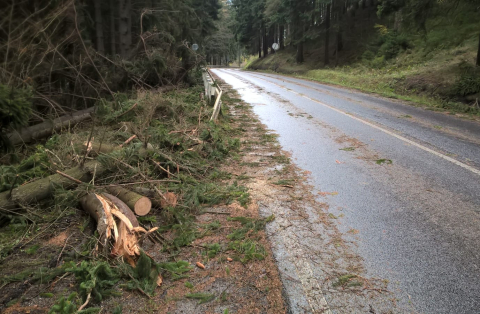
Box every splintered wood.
[80,193,156,266]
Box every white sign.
[192,43,199,51]
[272,43,279,51]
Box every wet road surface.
[212,68,480,314]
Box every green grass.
[272,179,295,186]
[228,239,266,263]
[339,147,356,152]
[332,274,362,288]
[375,159,393,165]
[185,293,216,304]
[204,243,221,258]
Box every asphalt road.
[212,68,480,314]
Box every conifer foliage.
[0,0,221,142]
[230,0,480,66]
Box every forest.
[230,0,479,65]
[229,0,480,111]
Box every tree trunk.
[296,41,304,63]
[477,32,480,67]
[280,25,285,50]
[83,142,117,156]
[394,9,403,32]
[126,0,132,48]
[325,3,331,66]
[293,11,304,63]
[263,24,268,57]
[0,160,105,211]
[8,107,95,146]
[258,33,262,58]
[80,193,110,247]
[94,0,105,54]
[118,0,131,58]
[0,147,152,211]
[106,186,152,216]
[109,0,116,55]
[269,25,275,53]
[132,187,177,209]
[132,187,163,208]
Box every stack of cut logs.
[1,126,177,266]
[80,140,178,265]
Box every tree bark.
[7,107,95,146]
[83,142,117,155]
[132,187,177,209]
[0,160,105,211]
[279,25,285,50]
[0,147,152,211]
[325,2,331,66]
[477,32,480,67]
[94,0,105,54]
[293,13,304,63]
[258,33,262,58]
[109,0,116,55]
[132,187,163,208]
[269,25,275,53]
[263,24,268,57]
[80,193,109,246]
[106,186,152,216]
[126,0,132,48]
[296,41,304,63]
[118,0,131,58]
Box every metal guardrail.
[202,68,223,122]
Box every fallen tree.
[8,107,95,146]
[0,159,104,211]
[0,146,152,211]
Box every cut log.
[106,186,152,216]
[103,193,139,227]
[80,193,109,247]
[83,142,117,155]
[131,187,162,208]
[8,107,95,146]
[0,159,105,211]
[131,187,177,209]
[0,147,153,211]
[80,192,140,261]
[83,142,152,156]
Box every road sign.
[192,43,199,51]
[272,43,279,51]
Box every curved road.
[212,68,480,314]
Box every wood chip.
[156,274,163,287]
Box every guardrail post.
[201,67,223,122]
